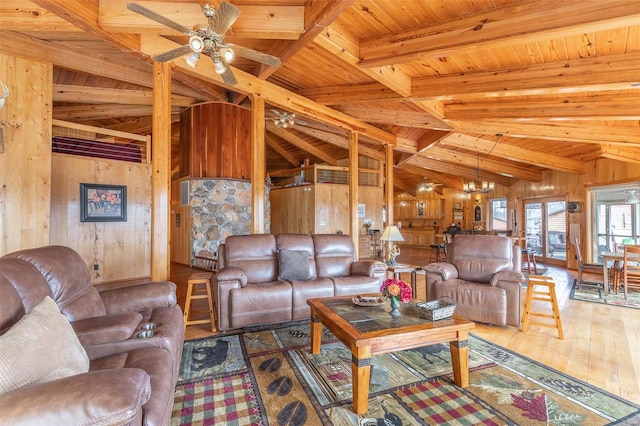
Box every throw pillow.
[277,249,311,281]
[0,296,90,395]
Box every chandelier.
[463,134,501,194]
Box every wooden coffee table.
[307,296,475,414]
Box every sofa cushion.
[312,234,356,278]
[277,249,311,281]
[0,296,89,394]
[225,234,278,284]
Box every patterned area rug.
[172,322,640,425]
[570,280,640,309]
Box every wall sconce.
[0,81,9,109]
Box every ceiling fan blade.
[220,66,238,86]
[127,2,195,35]
[152,44,193,62]
[211,2,241,35]
[229,44,281,67]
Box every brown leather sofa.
[423,235,524,327]
[0,245,184,426]
[214,233,388,331]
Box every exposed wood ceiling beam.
[393,178,417,197]
[451,120,640,145]
[441,134,584,174]
[53,84,195,106]
[416,130,451,152]
[292,124,385,161]
[255,0,354,80]
[53,104,184,120]
[398,163,464,191]
[334,104,451,130]
[265,133,299,167]
[598,144,640,165]
[98,0,305,40]
[406,156,515,187]
[314,24,412,97]
[266,122,339,166]
[358,0,640,67]
[444,95,640,121]
[299,52,640,104]
[421,146,543,182]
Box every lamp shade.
[380,225,404,242]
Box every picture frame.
[80,183,127,222]
[473,205,483,222]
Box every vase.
[389,296,401,317]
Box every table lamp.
[380,225,404,265]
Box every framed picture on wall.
[473,205,483,222]
[80,183,127,222]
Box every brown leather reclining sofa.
[214,233,388,331]
[423,235,524,327]
[0,245,184,426]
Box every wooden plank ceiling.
[1,0,639,193]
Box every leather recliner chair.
[423,235,524,327]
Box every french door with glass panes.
[523,197,567,266]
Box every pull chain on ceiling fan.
[127,2,282,86]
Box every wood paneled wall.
[50,154,152,282]
[180,102,252,179]
[0,54,52,255]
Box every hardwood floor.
[170,246,640,404]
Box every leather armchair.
[423,235,524,327]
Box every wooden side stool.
[521,248,538,274]
[521,275,563,339]
[184,272,215,333]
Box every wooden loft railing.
[52,119,151,164]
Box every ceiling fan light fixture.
[188,35,204,53]
[185,52,200,68]
[221,47,235,63]
[212,56,226,74]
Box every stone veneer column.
[190,178,270,263]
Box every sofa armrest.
[351,260,388,277]
[72,312,143,347]
[213,270,243,331]
[423,262,458,281]
[0,369,150,426]
[494,275,524,327]
[216,267,247,287]
[99,281,177,315]
[490,270,525,287]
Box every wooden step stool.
[521,275,563,339]
[184,272,215,333]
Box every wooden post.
[349,131,359,254]
[151,61,171,280]
[251,94,265,234]
[385,144,394,227]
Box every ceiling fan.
[418,179,442,192]
[267,109,307,128]
[126,2,282,86]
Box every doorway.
[523,197,567,266]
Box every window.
[489,198,507,231]
[591,183,640,263]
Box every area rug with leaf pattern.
[570,280,640,309]
[171,321,639,425]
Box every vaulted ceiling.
[1,0,639,194]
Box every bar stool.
[429,243,447,262]
[184,272,215,333]
[521,275,563,339]
[521,248,538,274]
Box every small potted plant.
[362,219,372,235]
[380,278,412,317]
